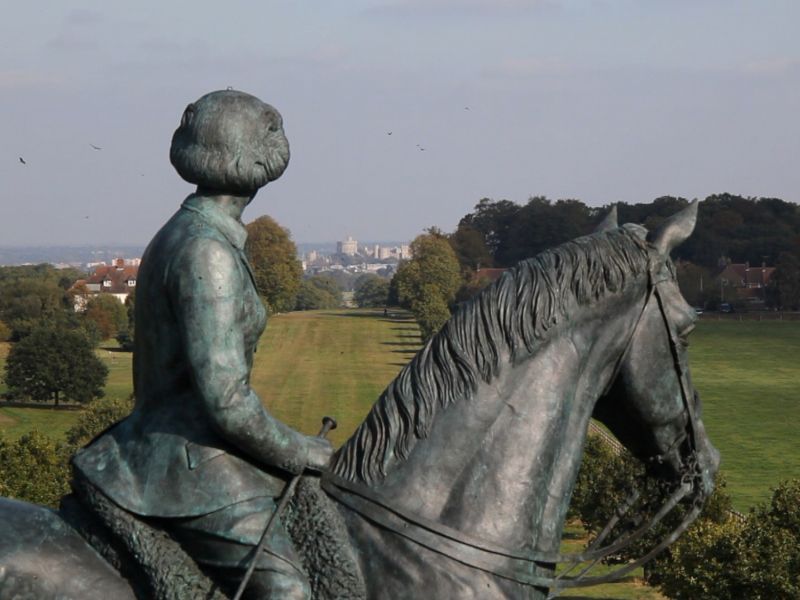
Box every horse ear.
[649,200,699,254]
[593,205,618,232]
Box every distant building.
[71,258,139,311]
[337,236,358,256]
[717,261,775,303]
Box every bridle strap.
[322,469,695,589]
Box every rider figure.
[72,89,333,599]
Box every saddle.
[60,471,365,600]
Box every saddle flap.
[185,442,226,470]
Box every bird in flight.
[90,144,102,150]
[18,156,26,164]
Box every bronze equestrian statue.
[0,90,719,600]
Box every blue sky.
[2,1,798,246]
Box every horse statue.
[0,202,719,599]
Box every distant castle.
[336,236,411,260]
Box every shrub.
[0,431,70,507]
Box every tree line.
[391,193,800,342]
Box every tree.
[448,225,493,274]
[458,198,520,266]
[771,251,800,310]
[0,277,71,340]
[410,284,451,341]
[393,230,462,341]
[676,261,714,308]
[84,294,128,340]
[245,215,303,313]
[4,325,108,405]
[354,275,390,308]
[294,275,342,310]
[116,291,136,351]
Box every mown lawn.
[251,309,421,447]
[689,319,800,511]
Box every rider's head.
[170,89,290,195]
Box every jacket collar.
[180,194,248,251]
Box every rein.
[323,254,708,593]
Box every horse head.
[593,201,720,501]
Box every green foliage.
[0,275,73,340]
[83,294,128,340]
[0,397,134,508]
[116,292,136,350]
[0,430,70,507]
[410,285,451,341]
[245,215,303,313]
[771,251,800,310]
[4,324,108,405]
[353,274,390,308]
[658,480,800,600]
[63,395,134,450]
[392,231,462,341]
[459,194,800,271]
[295,275,343,310]
[675,261,713,308]
[448,224,493,273]
[570,432,733,584]
[656,519,741,599]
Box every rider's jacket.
[73,194,310,517]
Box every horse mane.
[331,225,652,484]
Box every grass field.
[689,319,800,511]
[252,309,421,447]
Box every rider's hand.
[305,436,334,471]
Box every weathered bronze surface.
[0,91,718,600]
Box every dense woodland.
[451,194,800,309]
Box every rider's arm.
[171,237,315,474]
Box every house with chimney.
[71,258,139,311]
[717,261,775,304]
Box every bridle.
[321,250,709,595]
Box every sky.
[2,0,799,246]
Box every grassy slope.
[251,309,421,447]
[689,319,800,511]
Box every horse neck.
[373,286,645,554]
